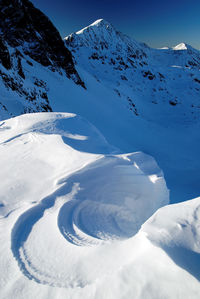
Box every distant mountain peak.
[90,18,109,26]
[65,19,146,56]
[76,19,112,34]
[173,43,190,50]
[67,18,118,44]
[88,18,114,30]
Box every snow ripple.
[11,153,169,287]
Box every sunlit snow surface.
[1,113,200,298]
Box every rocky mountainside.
[65,19,200,127]
[0,0,84,119]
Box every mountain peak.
[75,19,114,35]
[173,43,189,50]
[65,18,145,55]
[89,19,110,27]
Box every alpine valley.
[1,1,200,298]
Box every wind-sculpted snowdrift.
[11,150,168,288]
[1,113,200,298]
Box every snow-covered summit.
[173,42,189,50]
[76,19,112,34]
[65,19,200,127]
[172,42,200,59]
[65,18,147,61]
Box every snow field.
[0,112,170,298]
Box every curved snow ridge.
[142,197,200,282]
[0,112,116,154]
[11,152,169,287]
[142,196,200,252]
[58,153,169,245]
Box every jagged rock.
[0,36,12,70]
[0,0,84,85]
[0,0,86,120]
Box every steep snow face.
[0,0,84,119]
[65,19,200,127]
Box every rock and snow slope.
[0,0,84,119]
[64,19,200,203]
[65,19,200,127]
[0,112,200,299]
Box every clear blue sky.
[32,0,200,49]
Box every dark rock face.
[0,0,87,119]
[0,36,12,70]
[0,0,84,86]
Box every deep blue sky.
[32,0,200,49]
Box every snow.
[64,19,200,204]
[1,112,200,298]
[142,197,200,285]
[76,19,108,35]
[65,19,200,129]
[1,17,200,299]
[0,112,171,298]
[173,43,188,50]
[1,19,200,205]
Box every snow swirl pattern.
[11,153,169,287]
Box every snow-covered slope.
[0,112,170,298]
[63,19,200,203]
[1,112,200,299]
[65,19,200,127]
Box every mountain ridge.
[66,18,199,53]
[65,19,200,126]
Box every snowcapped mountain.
[0,0,84,119]
[65,19,200,127]
[63,19,200,204]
